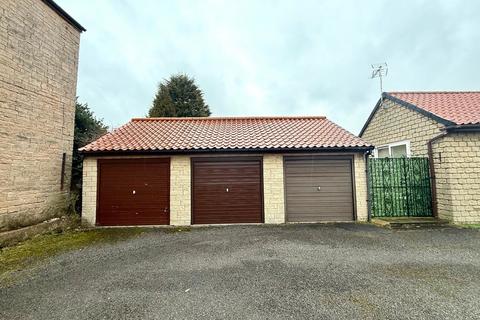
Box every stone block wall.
[0,0,81,231]
[263,154,285,223]
[81,157,97,226]
[353,153,368,221]
[361,99,443,156]
[432,132,480,223]
[169,156,191,226]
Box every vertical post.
[427,132,447,218]
[380,74,383,94]
[403,157,410,217]
[371,63,387,103]
[424,158,433,217]
[365,153,372,221]
[380,159,387,216]
[60,152,66,191]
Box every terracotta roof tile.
[388,91,480,125]
[80,116,371,153]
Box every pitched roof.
[388,91,480,126]
[359,91,480,136]
[80,116,371,154]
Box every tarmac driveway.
[1,224,480,320]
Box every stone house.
[0,0,85,231]
[80,116,372,226]
[360,92,480,223]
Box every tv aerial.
[371,63,388,102]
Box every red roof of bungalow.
[388,91,480,126]
[359,91,480,136]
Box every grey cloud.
[60,0,480,133]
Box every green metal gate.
[367,157,433,217]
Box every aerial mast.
[370,63,388,103]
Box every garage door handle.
[317,186,321,191]
[163,207,169,213]
[226,188,229,192]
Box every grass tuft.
[164,226,191,234]
[458,224,480,229]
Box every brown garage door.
[97,158,170,226]
[192,157,263,224]
[285,156,354,222]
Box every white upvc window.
[374,140,411,158]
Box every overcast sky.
[59,0,480,134]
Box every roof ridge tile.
[131,115,327,122]
[388,91,480,94]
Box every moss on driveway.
[0,228,150,281]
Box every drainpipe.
[364,150,373,222]
[427,131,448,218]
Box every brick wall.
[263,154,285,223]
[0,0,81,231]
[361,99,443,156]
[432,132,480,223]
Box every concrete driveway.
[1,224,479,320]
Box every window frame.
[374,140,411,158]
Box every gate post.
[402,157,410,217]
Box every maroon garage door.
[192,157,263,224]
[97,158,170,226]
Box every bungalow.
[360,92,480,223]
[80,116,372,226]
